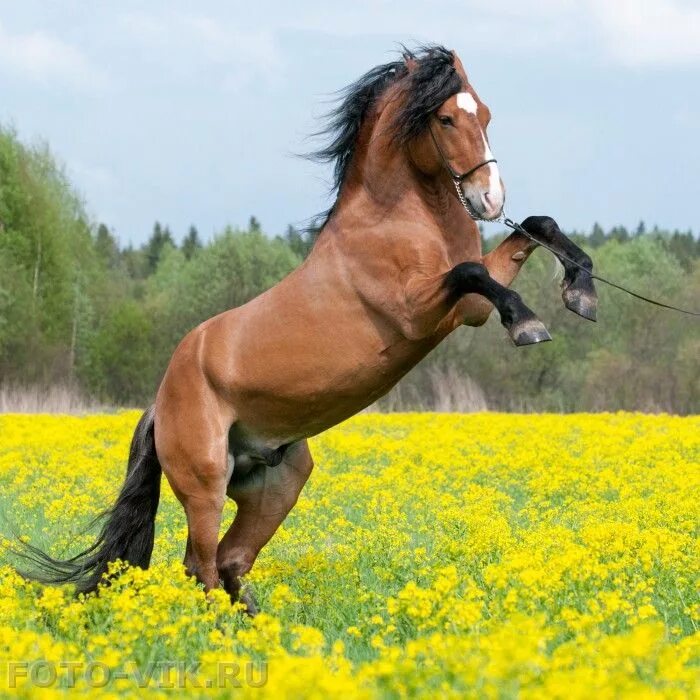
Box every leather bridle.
[428,123,497,220]
[428,123,497,184]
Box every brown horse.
[20,46,596,612]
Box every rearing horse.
[22,46,596,612]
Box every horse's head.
[310,45,505,226]
[401,49,505,221]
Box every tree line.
[1,126,698,412]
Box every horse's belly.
[202,274,442,443]
[231,337,434,442]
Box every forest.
[1,125,698,413]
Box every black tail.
[13,406,161,594]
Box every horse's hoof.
[563,284,598,322]
[509,318,552,346]
[240,589,258,617]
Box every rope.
[501,217,700,317]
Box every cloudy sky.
[1,1,699,245]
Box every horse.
[19,45,597,613]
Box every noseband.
[428,124,497,220]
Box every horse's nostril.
[478,191,503,219]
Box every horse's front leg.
[519,215,597,321]
[448,262,551,346]
[484,216,598,321]
[480,229,539,289]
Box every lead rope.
[497,214,700,317]
[450,176,699,317]
[433,118,699,317]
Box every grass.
[0,383,107,414]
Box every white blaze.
[456,91,478,114]
[455,90,504,216]
[481,131,503,208]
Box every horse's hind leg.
[520,215,598,321]
[155,393,230,591]
[181,489,225,590]
[217,441,314,613]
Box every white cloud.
[248,1,586,52]
[110,2,700,78]
[273,0,700,67]
[588,0,700,66]
[119,11,281,87]
[0,21,104,88]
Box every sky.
[1,1,699,246]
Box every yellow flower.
[0,411,697,697]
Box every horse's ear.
[402,49,418,72]
[451,50,467,80]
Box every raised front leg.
[447,262,551,346]
[520,215,597,321]
[520,216,598,321]
[480,215,598,322]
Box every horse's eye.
[438,115,453,127]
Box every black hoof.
[240,589,258,617]
[563,289,597,321]
[509,318,552,346]
[562,277,598,322]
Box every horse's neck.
[326,145,482,266]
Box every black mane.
[307,44,464,232]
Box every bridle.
[428,121,700,317]
[428,124,497,184]
[428,123,497,219]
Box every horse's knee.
[444,261,489,301]
[453,261,489,282]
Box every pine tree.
[609,225,629,243]
[95,223,120,268]
[280,223,317,259]
[248,216,261,233]
[144,221,174,274]
[590,222,606,247]
[182,225,202,260]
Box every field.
[0,412,698,698]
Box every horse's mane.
[307,44,464,233]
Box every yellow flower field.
[0,411,698,698]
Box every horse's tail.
[14,406,162,594]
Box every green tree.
[279,224,316,259]
[82,300,159,404]
[182,225,202,260]
[147,227,301,358]
[95,223,121,269]
[144,222,174,274]
[0,125,103,383]
[590,222,606,247]
[609,225,630,243]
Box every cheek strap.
[428,124,497,182]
